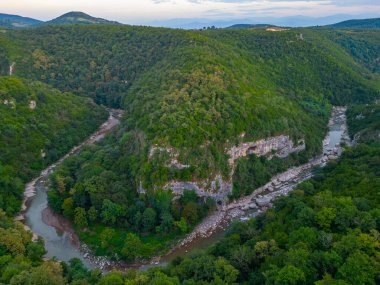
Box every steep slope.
[45,11,120,26]
[330,17,380,29]
[0,76,107,216]
[2,25,376,260]
[0,13,42,29]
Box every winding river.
[17,109,123,268]
[19,107,350,270]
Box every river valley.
[18,106,350,270]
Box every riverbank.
[17,106,350,271]
[160,106,350,263]
[16,109,123,268]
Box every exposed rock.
[9,62,15,76]
[29,100,37,109]
[227,135,305,166]
[255,196,272,207]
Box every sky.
[1,0,380,27]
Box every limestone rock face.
[227,135,305,166]
[149,145,190,170]
[152,134,305,200]
[29,100,37,109]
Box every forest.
[0,76,107,216]
[0,21,379,284]
[2,24,379,261]
[0,101,378,284]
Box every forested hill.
[44,12,121,26]
[0,13,42,29]
[2,25,378,190]
[329,18,380,29]
[0,77,107,216]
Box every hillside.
[1,103,378,284]
[44,11,121,26]
[0,76,107,216]
[227,24,272,29]
[0,13,42,29]
[0,11,120,29]
[0,25,377,260]
[330,17,380,29]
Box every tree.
[159,212,173,234]
[101,199,123,225]
[96,272,123,285]
[10,261,66,285]
[316,208,337,231]
[174,217,188,234]
[87,206,97,223]
[121,233,142,261]
[61,198,74,219]
[142,208,157,232]
[275,265,306,285]
[99,228,115,249]
[182,202,198,225]
[74,207,88,228]
[337,251,375,285]
[26,238,46,262]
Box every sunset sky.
[2,0,379,26]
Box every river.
[19,106,349,270]
[17,109,123,268]
[159,106,350,264]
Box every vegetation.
[1,101,378,284]
[0,76,107,216]
[347,103,380,143]
[44,12,121,26]
[4,25,377,187]
[1,24,377,260]
[329,18,380,29]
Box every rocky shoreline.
[16,109,124,270]
[162,106,350,261]
[17,106,350,271]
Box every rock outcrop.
[29,100,36,109]
[227,135,305,166]
[149,145,190,169]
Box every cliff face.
[156,135,305,201]
[227,135,305,167]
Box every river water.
[20,109,122,268]
[159,106,349,264]
[20,107,349,270]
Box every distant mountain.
[0,13,42,29]
[45,11,120,26]
[227,24,272,29]
[329,18,380,29]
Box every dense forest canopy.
[0,21,379,284]
[2,24,376,262]
[0,76,107,216]
[1,26,378,185]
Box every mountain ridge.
[329,17,380,29]
[44,11,121,26]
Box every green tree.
[74,207,88,228]
[61,198,74,219]
[316,208,337,230]
[142,208,157,232]
[121,233,142,261]
[337,251,375,285]
[182,202,198,225]
[275,265,306,285]
[101,200,123,225]
[87,206,98,223]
